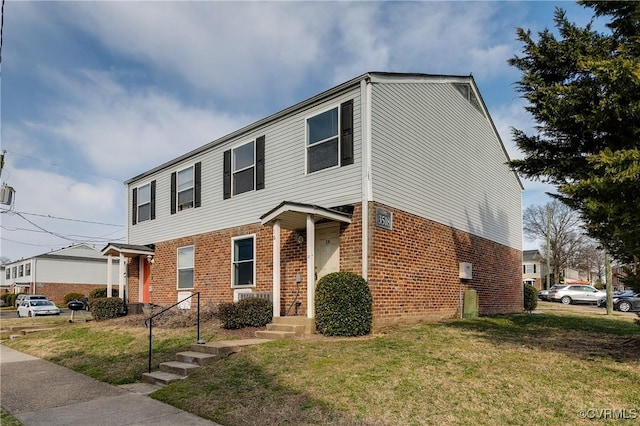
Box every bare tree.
[523,200,586,284]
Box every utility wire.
[1,209,123,227]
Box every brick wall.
[368,202,522,328]
[32,283,107,305]
[126,201,521,328]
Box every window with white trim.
[232,236,255,287]
[137,183,151,222]
[232,141,255,195]
[307,106,339,173]
[25,263,31,276]
[5,268,9,279]
[18,265,23,277]
[177,166,194,211]
[524,264,536,274]
[177,246,194,289]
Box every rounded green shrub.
[1,293,18,308]
[218,302,242,329]
[524,284,538,312]
[237,297,273,327]
[315,272,372,337]
[90,297,125,320]
[64,292,85,304]
[89,287,119,299]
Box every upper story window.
[223,137,265,199]
[25,263,31,276]
[171,162,201,214]
[523,264,536,274]
[18,265,23,277]
[233,141,255,196]
[12,267,16,278]
[132,180,155,225]
[306,100,353,174]
[5,268,9,279]
[177,245,194,290]
[232,235,255,287]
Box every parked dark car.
[613,293,640,312]
[596,290,635,308]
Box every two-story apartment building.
[523,249,546,290]
[4,244,121,304]
[109,72,523,330]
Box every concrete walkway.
[0,345,221,426]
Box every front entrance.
[314,223,340,281]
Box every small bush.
[64,292,85,304]
[218,302,242,329]
[315,272,372,337]
[91,297,125,320]
[218,298,273,329]
[237,297,273,327]
[1,293,18,308]
[524,284,538,312]
[89,287,119,299]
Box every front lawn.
[2,304,639,425]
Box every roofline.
[125,71,488,185]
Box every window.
[25,263,31,276]
[137,183,151,222]
[232,236,254,287]
[171,163,201,214]
[233,141,255,195]
[177,167,194,211]
[132,180,155,225]
[223,137,264,199]
[12,267,16,278]
[177,246,194,289]
[524,264,536,274]
[306,100,353,174]
[18,265,23,277]
[5,268,9,279]
[307,107,339,173]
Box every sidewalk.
[0,345,221,426]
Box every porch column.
[306,213,315,319]
[107,254,113,298]
[118,253,125,299]
[272,220,281,318]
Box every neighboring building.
[522,249,546,290]
[108,72,523,330]
[4,244,120,304]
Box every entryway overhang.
[260,201,352,323]
[260,201,352,230]
[101,243,155,300]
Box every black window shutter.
[340,99,354,166]
[194,162,202,208]
[150,180,156,220]
[223,150,231,199]
[170,172,177,215]
[256,136,265,190]
[132,187,138,225]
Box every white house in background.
[3,244,120,304]
[522,249,547,290]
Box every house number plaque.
[375,207,393,231]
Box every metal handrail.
[144,292,203,373]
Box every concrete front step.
[159,360,202,376]
[266,323,306,334]
[255,330,296,339]
[175,350,220,366]
[188,339,272,355]
[142,370,186,386]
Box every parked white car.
[548,285,606,305]
[17,299,61,317]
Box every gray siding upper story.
[127,72,522,250]
[369,75,522,250]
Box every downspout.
[360,77,373,280]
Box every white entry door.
[314,223,340,281]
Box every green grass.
[0,408,21,426]
[2,305,639,425]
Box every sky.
[0,1,602,261]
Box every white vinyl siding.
[369,81,522,249]
[127,88,361,246]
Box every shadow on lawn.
[445,311,640,362]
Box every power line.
[1,209,123,227]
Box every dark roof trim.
[101,243,155,257]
